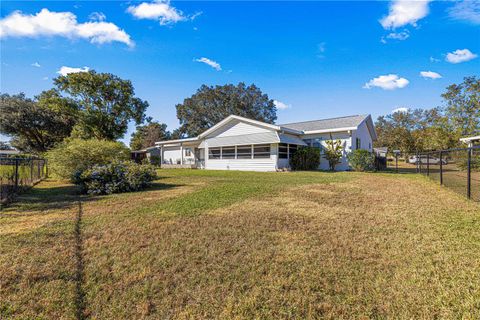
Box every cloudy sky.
[1,0,479,144]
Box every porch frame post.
[180,143,184,165]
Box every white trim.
[155,137,199,145]
[302,127,357,135]
[460,135,480,143]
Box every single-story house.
[131,146,161,164]
[155,114,377,171]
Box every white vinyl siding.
[301,131,352,171]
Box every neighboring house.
[460,135,480,148]
[0,149,21,157]
[155,114,377,171]
[131,146,161,164]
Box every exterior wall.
[162,146,195,165]
[205,143,278,172]
[301,132,352,171]
[209,119,272,137]
[351,121,373,152]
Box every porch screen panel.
[237,145,252,159]
[209,148,221,159]
[222,147,235,159]
[253,144,271,159]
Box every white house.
[155,114,377,171]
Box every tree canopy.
[130,121,171,150]
[54,70,149,140]
[176,83,277,137]
[442,76,480,136]
[375,76,480,154]
[0,93,76,153]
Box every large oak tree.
[0,93,76,153]
[54,70,149,140]
[175,83,277,137]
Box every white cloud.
[0,8,133,47]
[430,56,440,63]
[88,12,106,22]
[57,66,90,76]
[420,71,442,79]
[317,42,326,58]
[445,48,478,63]
[448,0,480,25]
[380,0,431,29]
[363,74,409,90]
[195,57,221,71]
[392,107,409,113]
[42,76,49,80]
[381,30,410,43]
[274,100,291,110]
[127,1,193,25]
[31,62,41,68]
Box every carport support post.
[467,148,471,199]
[180,143,183,165]
[439,151,443,185]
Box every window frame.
[253,144,271,159]
[208,147,221,159]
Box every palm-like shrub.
[324,138,343,171]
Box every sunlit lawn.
[1,169,479,319]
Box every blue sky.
[1,0,479,145]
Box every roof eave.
[301,127,357,135]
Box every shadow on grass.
[74,202,87,320]
[2,181,181,214]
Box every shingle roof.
[279,114,368,132]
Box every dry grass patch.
[1,170,479,319]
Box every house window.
[356,138,361,149]
[221,146,235,159]
[185,148,192,157]
[312,138,322,150]
[208,148,221,159]
[236,145,252,159]
[289,144,298,157]
[279,143,288,159]
[253,144,270,159]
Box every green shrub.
[347,149,375,172]
[75,161,157,195]
[46,138,130,180]
[290,147,320,171]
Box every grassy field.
[1,169,480,319]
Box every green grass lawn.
[1,169,479,319]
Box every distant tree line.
[1,70,478,156]
[375,76,480,155]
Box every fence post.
[427,153,430,176]
[467,148,471,199]
[439,151,443,185]
[14,158,19,190]
[30,159,34,186]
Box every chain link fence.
[0,157,47,206]
[416,146,479,201]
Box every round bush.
[347,149,375,172]
[76,161,158,195]
[289,146,320,171]
[46,138,130,180]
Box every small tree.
[46,138,130,180]
[289,146,320,171]
[324,136,343,171]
